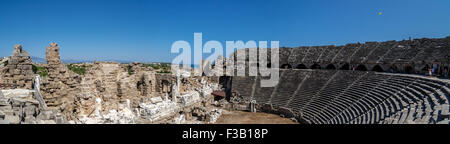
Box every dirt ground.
[215,110,298,124]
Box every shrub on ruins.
[67,64,87,75]
[3,60,8,66]
[126,65,134,75]
[32,64,48,77]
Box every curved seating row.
[231,69,450,124]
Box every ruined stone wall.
[40,43,81,120]
[0,45,34,89]
[232,36,450,74]
[155,73,175,94]
[75,62,158,117]
[0,43,221,123]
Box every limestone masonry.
[0,36,449,124]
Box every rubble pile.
[206,109,222,123]
[0,43,224,124]
[139,98,179,122]
[0,89,66,124]
[179,91,200,107]
[173,114,186,124]
[77,98,136,124]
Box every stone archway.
[310,64,321,69]
[280,64,292,69]
[325,64,336,70]
[389,65,398,73]
[372,65,384,72]
[404,65,414,74]
[296,64,308,69]
[356,65,367,71]
[340,63,350,70]
[161,80,170,93]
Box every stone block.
[55,115,66,124]
[278,107,295,118]
[0,110,4,119]
[22,65,31,70]
[0,98,9,106]
[8,58,18,65]
[261,103,273,113]
[23,106,36,117]
[43,120,56,124]
[0,119,9,124]
[150,97,163,104]
[4,115,20,124]
[24,116,36,124]
[37,110,54,120]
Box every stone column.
[171,70,181,103]
[172,84,178,103]
[250,100,256,113]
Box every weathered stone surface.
[139,99,178,122]
[4,115,20,124]
[206,109,222,123]
[1,43,222,124]
[41,43,81,120]
[0,44,33,89]
[0,119,9,124]
[150,97,163,104]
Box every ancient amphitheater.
[0,36,449,124]
[228,36,450,124]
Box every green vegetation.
[142,63,160,70]
[3,60,7,66]
[32,64,48,77]
[143,63,171,70]
[126,65,134,75]
[157,70,171,74]
[67,64,87,75]
[142,63,171,74]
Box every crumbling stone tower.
[46,43,62,65]
[0,44,34,89]
[41,43,81,120]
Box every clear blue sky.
[0,0,449,62]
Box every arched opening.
[296,64,308,69]
[404,66,414,74]
[422,64,430,71]
[356,65,367,71]
[219,76,231,88]
[280,64,292,69]
[267,63,271,68]
[372,65,384,72]
[340,63,350,70]
[325,64,336,70]
[444,66,449,78]
[310,64,321,69]
[389,65,398,73]
[161,80,170,93]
